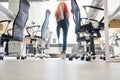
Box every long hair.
[55,2,69,21]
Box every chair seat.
[1,34,13,41]
[34,35,42,38]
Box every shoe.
[61,51,66,59]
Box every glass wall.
[104,0,120,62]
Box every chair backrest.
[12,0,30,41]
[41,9,51,40]
[71,0,81,33]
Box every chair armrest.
[0,20,12,23]
[7,28,12,36]
[26,25,41,36]
[82,5,104,11]
[0,20,12,35]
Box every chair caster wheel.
[16,56,20,60]
[75,57,79,59]
[75,55,80,59]
[69,57,73,61]
[0,56,4,60]
[92,56,96,60]
[100,56,106,60]
[40,57,43,59]
[21,56,26,60]
[75,54,80,59]
[86,56,91,61]
[81,55,85,60]
[102,57,106,60]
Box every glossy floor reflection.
[0,58,120,80]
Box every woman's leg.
[57,25,61,42]
[62,25,68,52]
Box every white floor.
[0,58,120,80]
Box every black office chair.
[0,20,12,60]
[0,0,30,60]
[69,0,104,61]
[12,0,30,41]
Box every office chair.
[25,24,40,56]
[0,20,12,60]
[12,0,30,41]
[26,9,51,59]
[109,32,120,58]
[69,0,104,61]
[35,9,51,58]
[0,0,30,60]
